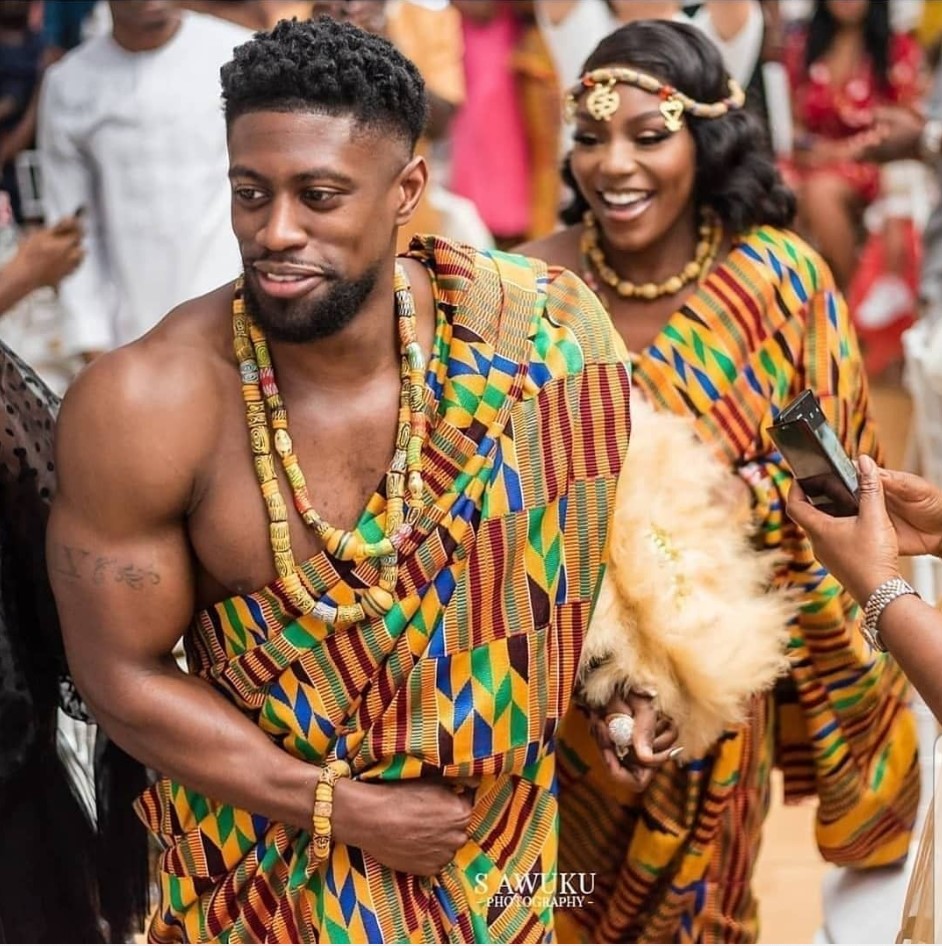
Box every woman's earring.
[660,95,685,133]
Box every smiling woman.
[517,18,921,945]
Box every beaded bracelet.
[311,759,351,866]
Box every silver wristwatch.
[861,577,919,652]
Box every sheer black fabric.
[0,342,150,943]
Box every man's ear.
[395,154,428,226]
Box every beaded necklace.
[232,265,428,629]
[580,207,722,301]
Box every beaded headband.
[565,66,746,132]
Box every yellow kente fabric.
[133,237,633,943]
[557,227,920,943]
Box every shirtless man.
[47,16,658,943]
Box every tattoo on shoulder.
[53,544,161,590]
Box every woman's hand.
[785,454,900,606]
[589,691,679,792]
[851,106,925,164]
[880,467,942,557]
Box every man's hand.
[590,691,679,792]
[880,467,942,557]
[333,778,473,876]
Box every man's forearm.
[85,661,323,830]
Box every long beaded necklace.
[232,264,428,629]
[581,206,722,301]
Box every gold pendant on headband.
[586,79,620,123]
[566,67,747,129]
[660,95,685,133]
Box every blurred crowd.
[1,0,942,394]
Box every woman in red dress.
[783,0,923,291]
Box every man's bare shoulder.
[64,285,234,420]
[55,285,238,513]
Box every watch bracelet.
[862,577,918,650]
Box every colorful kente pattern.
[134,237,633,943]
[556,226,920,944]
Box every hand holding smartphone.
[768,389,860,518]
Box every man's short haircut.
[220,16,429,151]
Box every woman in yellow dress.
[518,19,920,942]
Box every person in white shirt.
[38,0,250,362]
[535,0,764,95]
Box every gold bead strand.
[582,208,721,300]
[232,294,317,616]
[231,271,432,629]
[393,266,428,515]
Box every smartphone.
[767,389,860,517]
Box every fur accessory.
[578,397,793,761]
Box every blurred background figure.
[37,0,250,364]
[847,25,942,324]
[510,2,563,240]
[449,1,561,247]
[41,0,101,60]
[784,0,923,278]
[181,0,316,30]
[312,0,493,251]
[1,0,106,233]
[449,1,533,248]
[0,0,45,223]
[782,0,925,383]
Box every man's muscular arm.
[48,339,470,875]
[48,342,327,828]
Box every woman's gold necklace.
[580,207,722,302]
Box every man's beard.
[242,262,381,344]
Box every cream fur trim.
[579,398,792,760]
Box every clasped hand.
[327,687,681,876]
[588,690,680,791]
